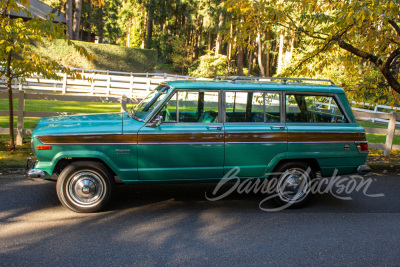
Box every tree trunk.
[72,0,83,40]
[237,44,244,76]
[257,31,265,76]
[277,32,284,74]
[215,11,224,56]
[6,50,15,150]
[127,17,131,47]
[141,10,147,49]
[208,26,212,51]
[97,8,104,43]
[266,29,270,77]
[146,3,154,49]
[65,0,73,39]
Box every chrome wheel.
[67,171,106,208]
[277,168,310,203]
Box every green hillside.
[32,39,157,73]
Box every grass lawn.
[356,120,400,146]
[0,99,136,128]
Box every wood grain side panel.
[288,132,366,142]
[138,133,224,143]
[38,134,137,144]
[225,132,287,143]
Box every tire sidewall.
[56,161,114,213]
[272,161,315,209]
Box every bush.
[189,53,231,78]
[32,39,157,72]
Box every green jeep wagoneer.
[27,77,369,212]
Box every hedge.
[32,39,157,72]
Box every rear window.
[286,94,348,123]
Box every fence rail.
[353,111,400,156]
[0,90,136,145]
[0,70,200,98]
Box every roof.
[165,80,345,94]
[7,0,66,23]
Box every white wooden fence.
[354,111,400,156]
[0,70,198,98]
[0,90,136,145]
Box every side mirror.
[147,115,163,128]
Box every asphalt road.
[0,174,399,266]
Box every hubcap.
[277,168,310,203]
[68,171,105,207]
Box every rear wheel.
[272,162,315,208]
[56,161,114,213]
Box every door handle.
[270,126,285,130]
[207,126,222,130]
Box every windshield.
[130,85,171,121]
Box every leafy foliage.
[0,0,91,149]
[189,52,231,78]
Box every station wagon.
[27,77,370,212]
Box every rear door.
[223,91,287,177]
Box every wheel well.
[273,158,321,175]
[53,158,117,178]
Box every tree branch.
[385,47,400,69]
[332,35,383,67]
[389,20,400,36]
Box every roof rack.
[214,76,335,86]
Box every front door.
[138,90,224,181]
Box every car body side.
[30,81,368,183]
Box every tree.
[227,0,400,103]
[0,0,90,150]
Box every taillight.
[355,142,368,153]
[36,146,52,150]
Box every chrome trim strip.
[289,141,356,144]
[226,141,287,144]
[288,131,364,134]
[225,130,285,134]
[36,133,123,137]
[138,142,224,145]
[138,131,222,135]
[39,143,136,145]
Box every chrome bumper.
[357,164,372,175]
[26,157,45,179]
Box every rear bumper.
[357,164,372,175]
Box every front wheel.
[56,161,114,213]
[272,162,315,209]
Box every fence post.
[147,79,151,92]
[164,73,167,79]
[91,73,95,95]
[16,89,25,146]
[107,70,111,96]
[121,94,127,112]
[372,105,378,123]
[130,73,134,98]
[384,111,397,157]
[62,73,67,95]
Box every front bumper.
[26,157,45,179]
[357,164,372,175]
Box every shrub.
[189,53,231,78]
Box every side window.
[225,92,280,123]
[160,91,219,123]
[285,94,348,123]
